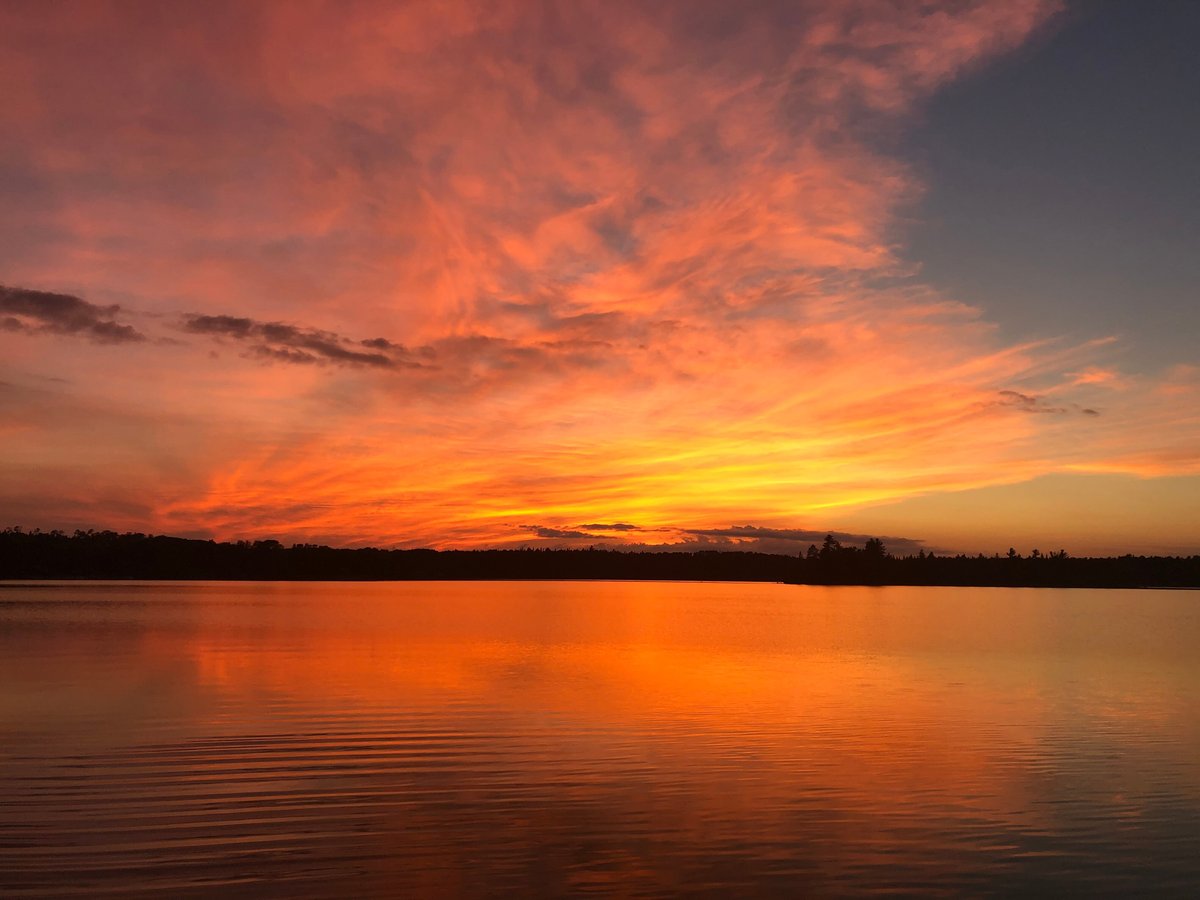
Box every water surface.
[1,581,1198,896]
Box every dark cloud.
[525,526,600,539]
[191,317,608,381]
[183,313,421,368]
[996,389,1064,414]
[186,314,255,338]
[518,522,927,557]
[0,285,144,343]
[994,390,1103,417]
[686,525,850,542]
[360,337,397,351]
[680,525,926,556]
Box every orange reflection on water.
[3,581,1199,895]
[174,582,1198,816]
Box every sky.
[1,0,1197,556]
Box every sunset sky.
[2,0,1197,556]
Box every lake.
[1,581,1198,896]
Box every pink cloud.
[3,0,1197,552]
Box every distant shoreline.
[3,529,1197,589]
[1,579,1196,591]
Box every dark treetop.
[2,529,1198,588]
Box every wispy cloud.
[993,390,1099,416]
[1,1,1197,553]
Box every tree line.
[789,534,1199,588]
[1,527,1197,588]
[0,528,796,582]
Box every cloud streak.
[0,285,143,343]
[993,390,1099,416]
[182,313,421,368]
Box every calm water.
[1,581,1198,897]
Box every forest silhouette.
[2,528,1197,588]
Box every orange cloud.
[1,1,1197,551]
